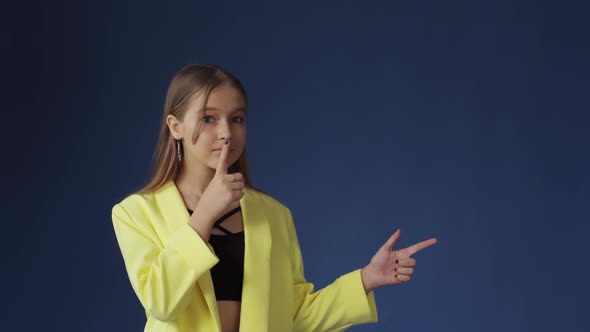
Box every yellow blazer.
[111,180,378,331]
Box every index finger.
[216,139,230,175]
[406,238,438,256]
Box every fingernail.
[225,139,229,145]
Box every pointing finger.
[406,238,438,256]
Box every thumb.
[383,228,401,250]
[216,139,230,175]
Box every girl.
[111,64,437,332]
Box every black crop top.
[187,206,244,301]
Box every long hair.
[134,64,267,196]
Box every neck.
[174,161,215,209]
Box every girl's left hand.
[361,229,437,291]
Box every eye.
[202,116,215,123]
[232,116,245,124]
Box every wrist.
[192,203,216,225]
[361,264,379,294]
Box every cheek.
[234,127,247,143]
[196,138,214,153]
[196,127,216,141]
[190,133,214,154]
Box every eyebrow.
[204,107,247,113]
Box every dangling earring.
[176,139,182,167]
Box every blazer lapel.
[239,188,271,332]
[155,180,271,332]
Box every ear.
[166,114,183,140]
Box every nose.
[217,119,232,141]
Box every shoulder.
[245,186,290,214]
[245,187,297,235]
[111,190,158,225]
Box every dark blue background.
[6,0,589,331]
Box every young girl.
[111,64,438,332]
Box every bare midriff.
[217,300,241,332]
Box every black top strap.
[187,206,242,235]
[213,224,234,235]
[213,206,242,227]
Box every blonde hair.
[134,64,267,196]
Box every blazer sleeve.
[111,203,219,322]
[285,208,379,332]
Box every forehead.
[186,83,246,118]
[205,83,246,110]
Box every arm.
[285,208,379,332]
[111,203,219,322]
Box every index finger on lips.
[216,139,230,175]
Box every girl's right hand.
[194,139,244,224]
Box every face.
[167,82,247,173]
